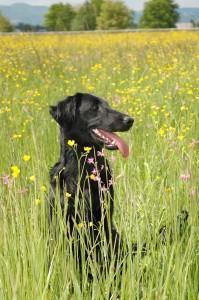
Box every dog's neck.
[59,127,112,192]
[59,127,103,160]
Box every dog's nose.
[123,116,134,127]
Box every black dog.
[49,93,134,266]
[49,92,189,276]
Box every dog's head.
[50,93,134,157]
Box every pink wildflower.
[97,150,104,157]
[87,157,94,164]
[0,174,13,188]
[95,175,101,182]
[180,173,191,181]
[92,168,97,175]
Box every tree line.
[0,0,186,32]
[44,0,134,31]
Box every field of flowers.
[0,31,198,299]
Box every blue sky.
[0,0,199,10]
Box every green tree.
[91,0,104,17]
[140,0,179,28]
[0,13,13,32]
[72,0,104,30]
[44,3,75,31]
[71,1,96,30]
[97,0,133,30]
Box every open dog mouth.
[92,128,129,158]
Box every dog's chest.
[79,154,113,200]
[80,154,112,187]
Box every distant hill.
[0,3,199,26]
[0,3,48,25]
[179,7,199,22]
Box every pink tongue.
[99,129,129,158]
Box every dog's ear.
[50,93,82,128]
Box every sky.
[0,0,199,10]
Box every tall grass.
[0,32,198,299]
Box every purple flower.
[87,157,94,164]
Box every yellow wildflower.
[90,174,96,181]
[65,192,72,198]
[180,106,187,111]
[41,185,47,192]
[178,135,184,141]
[11,165,20,178]
[165,187,172,193]
[159,128,165,137]
[29,175,35,182]
[67,140,75,147]
[84,146,92,153]
[12,134,22,139]
[23,154,31,161]
[35,198,41,205]
[78,223,84,229]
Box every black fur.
[49,93,134,264]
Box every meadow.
[0,31,198,299]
